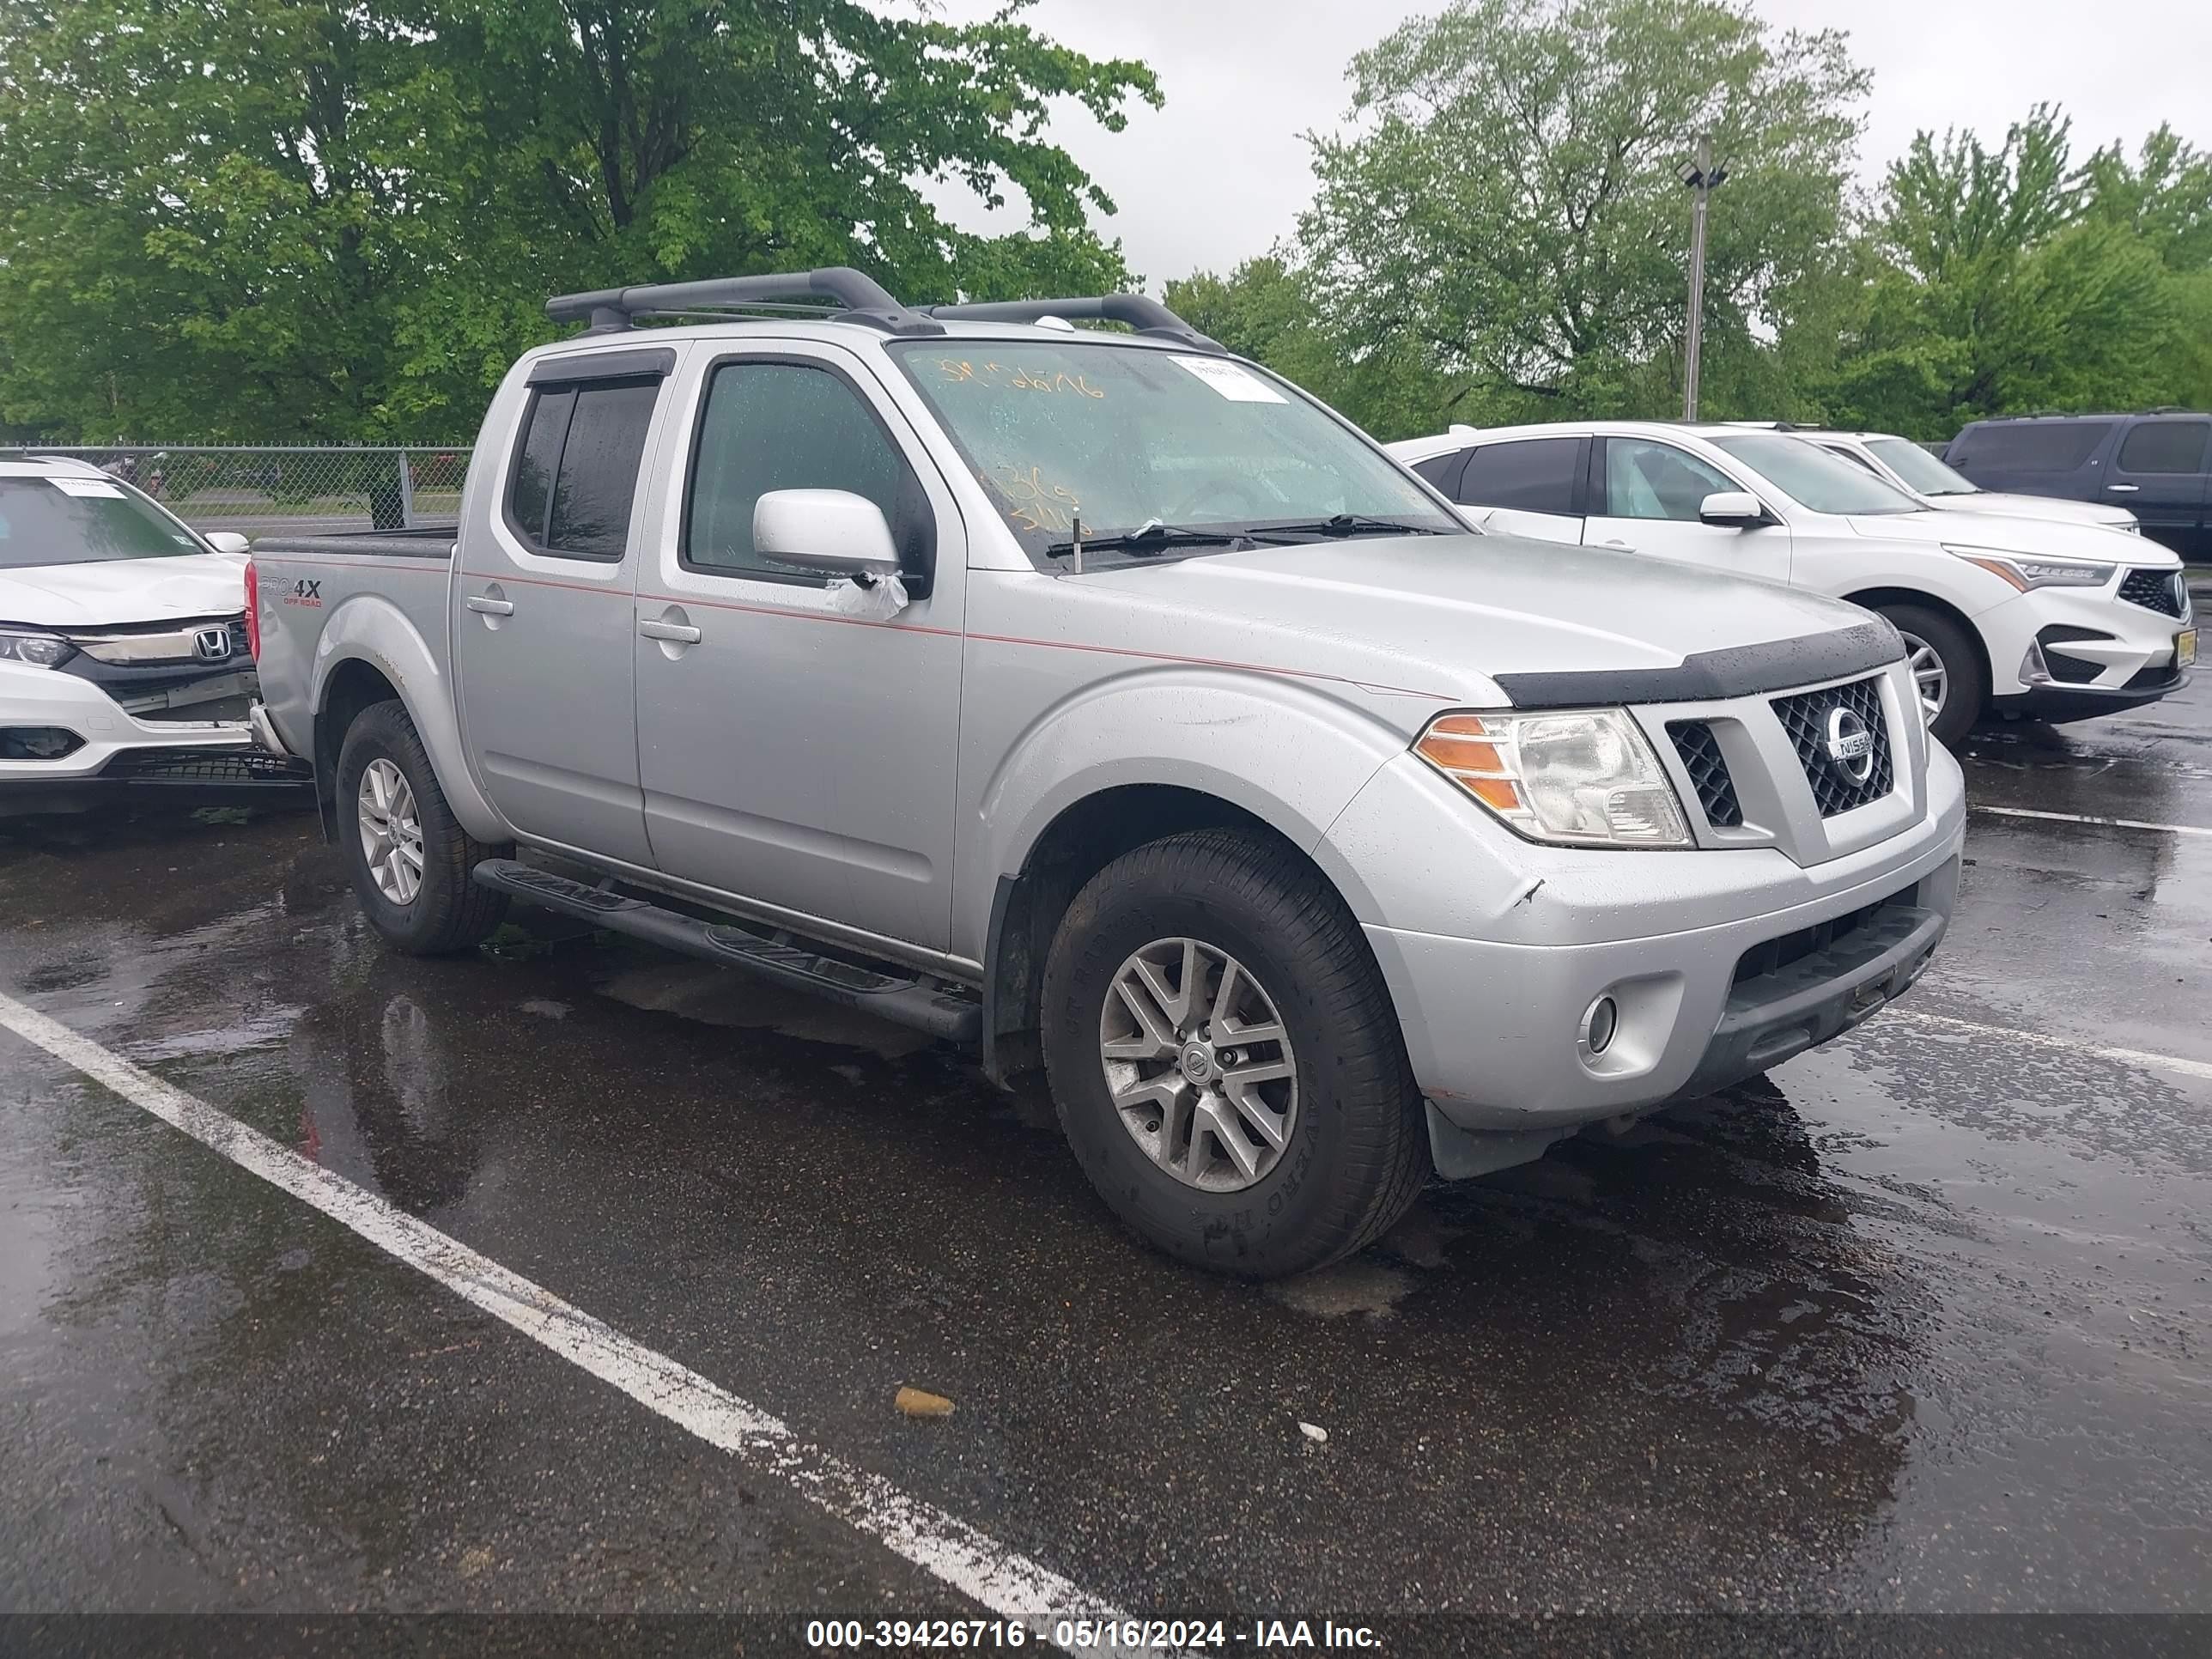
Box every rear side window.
[683,361,932,581]
[1456,438,1583,514]
[506,378,660,559]
[1949,421,2112,471]
[1409,451,1469,495]
[2116,419,2211,474]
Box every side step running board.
[472,860,981,1043]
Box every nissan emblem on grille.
[1823,706,1875,783]
[193,627,234,662]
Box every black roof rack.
[545,268,945,337]
[921,295,1222,352]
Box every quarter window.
[683,362,931,580]
[1456,438,1583,514]
[2117,419,2211,475]
[506,378,660,559]
[1601,439,1736,521]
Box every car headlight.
[1414,708,1691,848]
[1945,547,2116,591]
[0,629,75,668]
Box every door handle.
[1599,538,1633,549]
[2107,483,2141,493]
[638,619,703,644]
[465,594,516,615]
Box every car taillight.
[244,558,260,660]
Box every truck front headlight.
[1414,708,1691,848]
[0,629,74,668]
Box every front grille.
[2118,568,2184,617]
[1667,721,1742,827]
[1771,676,1894,817]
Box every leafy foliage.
[0,0,1157,440]
[1294,0,1866,422]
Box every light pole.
[1680,131,1728,421]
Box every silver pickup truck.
[248,270,1966,1278]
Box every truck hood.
[1071,532,1877,704]
[0,552,247,629]
[1923,490,2138,532]
[1844,507,2177,568]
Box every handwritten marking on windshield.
[985,465,1082,535]
[935,360,1106,398]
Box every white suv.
[1723,423,2140,534]
[1390,422,2192,744]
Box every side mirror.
[203,530,252,556]
[752,489,901,585]
[1698,490,1769,529]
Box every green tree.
[1815,106,2197,436]
[0,0,1158,440]
[1296,0,1867,422]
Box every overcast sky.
[922,0,2212,288]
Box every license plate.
[2179,629,2197,669]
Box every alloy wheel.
[1899,633,1948,726]
[1097,937,1298,1193]
[357,757,425,906]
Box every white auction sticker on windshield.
[1171,355,1286,403]
[50,476,127,498]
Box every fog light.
[2019,641,2051,686]
[1581,995,1619,1057]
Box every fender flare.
[310,592,509,845]
[954,666,1413,963]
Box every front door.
[454,356,672,867]
[633,345,964,954]
[2106,417,2211,560]
[1581,434,1793,581]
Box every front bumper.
[1976,579,2192,703]
[1345,744,1966,1171]
[2,662,310,817]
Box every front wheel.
[334,699,509,954]
[1040,830,1429,1278]
[1878,603,1985,747]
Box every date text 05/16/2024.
[804,1619,1383,1651]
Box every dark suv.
[1945,413,2210,562]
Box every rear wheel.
[1878,603,1984,746]
[335,700,508,954]
[1040,829,1429,1278]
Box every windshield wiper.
[1043,520,1245,560]
[1246,514,1444,542]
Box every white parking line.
[0,989,1158,1654]
[1971,804,2212,838]
[1878,1007,2212,1084]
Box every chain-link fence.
[0,445,473,533]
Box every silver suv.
[246,270,1966,1277]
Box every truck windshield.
[1709,434,1923,517]
[0,476,207,569]
[1863,437,1979,497]
[887,340,1457,561]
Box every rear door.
[632,343,965,953]
[2105,417,2211,559]
[1446,435,1588,543]
[1580,434,1792,581]
[454,349,673,867]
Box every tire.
[1878,603,1985,747]
[1040,829,1429,1278]
[334,699,509,955]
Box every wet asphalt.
[2,666,2209,1641]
